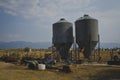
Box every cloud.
[87,9,120,42]
[0,0,120,42]
[0,0,96,19]
[0,34,23,41]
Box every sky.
[0,0,120,43]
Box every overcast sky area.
[0,0,120,43]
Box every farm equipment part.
[107,50,120,65]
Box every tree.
[24,47,30,57]
[24,47,30,53]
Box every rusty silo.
[52,18,73,60]
[75,14,98,58]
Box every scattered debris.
[61,65,72,73]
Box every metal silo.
[52,18,73,60]
[75,15,98,58]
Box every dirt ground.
[0,62,120,80]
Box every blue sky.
[0,0,120,43]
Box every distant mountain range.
[0,41,119,49]
[99,43,120,49]
[0,41,52,49]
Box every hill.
[0,41,51,49]
[0,41,119,49]
[100,43,120,49]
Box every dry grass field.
[0,49,120,80]
[0,62,119,80]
